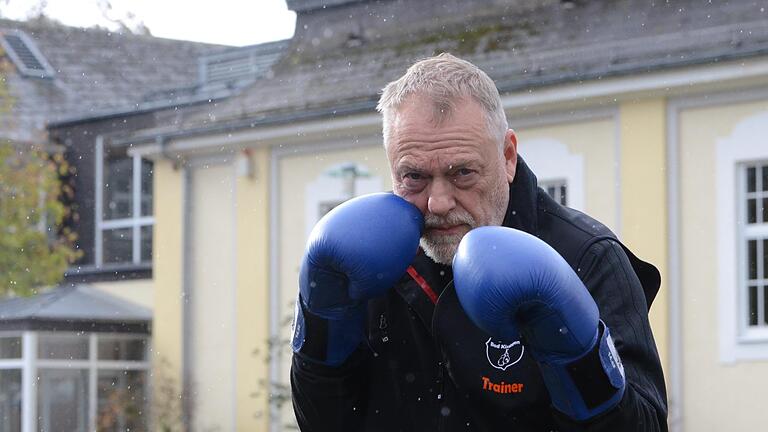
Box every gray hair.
[377,53,508,151]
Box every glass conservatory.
[0,284,151,432]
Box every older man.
[291,53,667,431]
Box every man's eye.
[456,168,474,176]
[404,173,423,180]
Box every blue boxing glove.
[453,226,625,421]
[292,193,423,366]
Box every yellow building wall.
[517,117,619,231]
[618,99,669,376]
[679,98,768,432]
[151,160,185,430]
[91,279,153,309]
[189,161,237,432]
[151,149,272,431]
[235,148,271,430]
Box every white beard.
[420,233,467,265]
[420,180,509,265]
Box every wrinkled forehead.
[392,92,475,128]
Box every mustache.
[423,211,476,229]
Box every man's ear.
[504,129,518,183]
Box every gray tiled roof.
[0,284,151,332]
[0,18,228,144]
[128,0,768,139]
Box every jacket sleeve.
[291,348,370,431]
[553,239,668,431]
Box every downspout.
[156,133,193,430]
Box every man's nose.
[427,179,456,216]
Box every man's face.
[386,96,518,265]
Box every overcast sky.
[0,0,297,46]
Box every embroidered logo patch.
[485,337,524,371]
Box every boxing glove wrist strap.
[291,296,366,367]
[538,320,626,421]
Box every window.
[95,138,154,267]
[0,332,150,432]
[0,333,23,432]
[0,336,21,359]
[0,29,55,78]
[0,370,22,431]
[540,179,568,206]
[716,110,768,362]
[742,163,768,332]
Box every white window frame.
[738,163,768,339]
[95,136,155,268]
[717,110,768,362]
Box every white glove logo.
[485,338,525,371]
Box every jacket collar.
[502,156,539,236]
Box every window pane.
[747,166,756,193]
[762,165,768,192]
[103,228,133,264]
[764,286,768,326]
[559,184,567,206]
[762,198,767,224]
[749,285,758,326]
[141,159,153,217]
[97,370,148,432]
[37,369,89,432]
[748,240,757,280]
[748,199,757,224]
[140,226,152,264]
[98,337,147,361]
[0,369,21,432]
[103,149,133,220]
[0,337,21,359]
[764,239,768,280]
[38,334,89,360]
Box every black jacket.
[291,158,668,431]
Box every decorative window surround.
[304,162,382,241]
[519,138,585,211]
[717,110,768,363]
